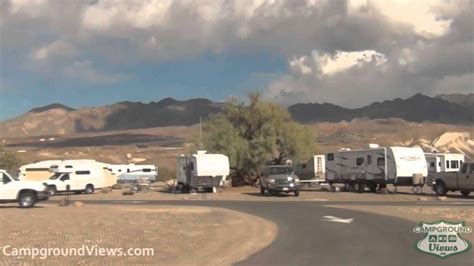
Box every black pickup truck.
[430,162,474,197]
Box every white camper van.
[425,152,465,173]
[44,160,114,195]
[19,160,63,181]
[176,151,230,193]
[108,164,157,183]
[325,145,428,190]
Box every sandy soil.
[327,205,474,242]
[0,204,277,265]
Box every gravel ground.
[0,204,277,265]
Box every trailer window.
[190,162,195,171]
[446,161,450,169]
[327,153,334,161]
[75,171,91,175]
[367,155,372,165]
[356,157,364,166]
[430,162,435,168]
[65,165,73,169]
[377,158,385,166]
[461,164,468,174]
[451,161,459,169]
[143,168,151,172]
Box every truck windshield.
[267,167,294,175]
[49,173,63,180]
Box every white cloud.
[0,0,471,101]
[349,0,452,37]
[62,60,127,84]
[32,40,77,61]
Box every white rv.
[108,164,157,183]
[176,151,230,193]
[19,160,63,181]
[325,145,428,190]
[43,160,116,195]
[425,152,465,173]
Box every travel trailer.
[325,144,428,190]
[425,152,465,173]
[108,164,157,183]
[31,160,116,194]
[294,155,326,181]
[176,151,230,193]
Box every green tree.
[0,145,21,172]
[203,92,315,185]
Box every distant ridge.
[0,93,472,138]
[28,103,76,113]
[289,93,474,124]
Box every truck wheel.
[260,186,265,195]
[18,192,36,208]
[84,184,94,194]
[294,190,300,197]
[48,186,57,195]
[461,191,471,197]
[434,182,447,196]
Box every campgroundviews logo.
[413,221,472,258]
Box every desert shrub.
[203,92,315,185]
[0,145,21,172]
[157,167,176,182]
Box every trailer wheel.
[368,183,377,193]
[434,182,447,196]
[354,183,364,193]
[84,184,94,194]
[461,191,470,197]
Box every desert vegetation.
[203,93,315,185]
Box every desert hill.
[0,93,472,138]
[289,93,474,124]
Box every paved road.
[72,199,474,266]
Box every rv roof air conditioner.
[368,144,379,149]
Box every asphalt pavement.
[73,199,473,266]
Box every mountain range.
[0,93,472,138]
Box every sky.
[0,0,473,120]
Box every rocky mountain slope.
[0,93,472,138]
